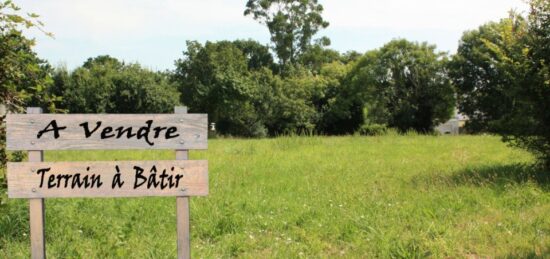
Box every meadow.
[0,135,549,258]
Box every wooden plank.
[7,160,208,198]
[175,106,191,259]
[176,195,190,259]
[6,114,207,150]
[27,107,46,259]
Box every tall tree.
[449,3,550,168]
[173,41,267,137]
[349,40,455,133]
[232,39,275,71]
[244,0,329,67]
[449,14,528,133]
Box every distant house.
[435,110,468,135]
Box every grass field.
[1,135,549,258]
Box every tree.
[349,40,455,133]
[0,0,57,197]
[232,39,275,71]
[264,68,321,134]
[298,43,341,73]
[315,61,364,135]
[449,14,528,133]
[449,2,550,168]
[173,41,267,137]
[61,56,121,113]
[57,56,180,113]
[110,65,180,113]
[514,0,550,168]
[244,0,329,67]
[0,0,57,112]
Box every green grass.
[1,135,549,258]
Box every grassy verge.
[1,135,549,258]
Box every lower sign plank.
[7,160,208,198]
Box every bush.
[55,56,180,114]
[357,124,388,136]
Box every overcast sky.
[17,0,529,71]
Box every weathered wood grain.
[6,114,207,150]
[27,107,46,259]
[175,106,191,259]
[7,160,208,198]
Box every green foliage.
[450,2,550,168]
[357,123,388,136]
[174,41,267,137]
[0,0,57,112]
[0,32,59,113]
[298,43,341,73]
[55,56,180,113]
[449,14,528,133]
[349,39,455,133]
[0,0,52,37]
[318,60,365,135]
[232,39,275,71]
[172,40,355,136]
[244,0,329,66]
[0,1,59,193]
[263,69,320,134]
[502,0,550,168]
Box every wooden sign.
[6,107,206,259]
[6,114,208,150]
[7,160,208,198]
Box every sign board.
[6,108,207,259]
[6,114,208,150]
[7,160,208,198]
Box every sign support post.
[175,106,191,259]
[27,107,46,259]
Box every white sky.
[17,0,529,71]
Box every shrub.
[357,124,388,136]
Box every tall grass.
[1,135,549,258]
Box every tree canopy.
[244,0,329,67]
[349,40,455,133]
[449,1,550,167]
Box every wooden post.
[27,107,46,259]
[175,106,190,259]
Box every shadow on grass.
[449,163,550,191]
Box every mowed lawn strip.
[1,135,549,258]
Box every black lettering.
[159,169,169,189]
[56,174,71,188]
[71,174,83,189]
[174,174,184,188]
[89,174,103,188]
[153,126,167,138]
[48,174,56,188]
[37,168,51,188]
[37,120,67,139]
[147,166,159,188]
[134,166,146,189]
[101,127,114,138]
[136,120,155,146]
[80,121,102,138]
[166,127,179,139]
[112,165,125,188]
[115,126,136,139]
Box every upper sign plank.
[6,114,208,150]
